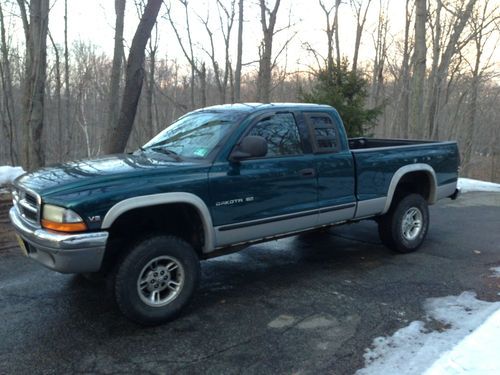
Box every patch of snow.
[356,292,500,375]
[457,178,500,193]
[490,267,500,278]
[423,309,500,375]
[0,166,25,187]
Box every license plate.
[16,235,28,257]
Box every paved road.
[0,192,499,375]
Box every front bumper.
[9,207,109,273]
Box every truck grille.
[12,187,41,227]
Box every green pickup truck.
[10,103,460,325]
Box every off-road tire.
[114,235,200,325]
[378,193,429,253]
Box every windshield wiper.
[150,147,182,161]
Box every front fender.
[101,192,215,253]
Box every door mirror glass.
[230,136,268,161]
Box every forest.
[0,0,499,182]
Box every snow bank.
[0,166,25,187]
[457,178,500,193]
[424,309,500,375]
[357,292,500,375]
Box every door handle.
[299,168,316,177]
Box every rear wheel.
[114,235,200,325]
[378,193,429,253]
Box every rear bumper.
[9,207,108,273]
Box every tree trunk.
[0,2,17,164]
[409,0,426,139]
[105,0,162,154]
[462,55,480,174]
[18,0,50,170]
[48,33,63,161]
[399,0,411,138]
[427,0,477,140]
[319,1,334,75]
[462,0,489,173]
[64,0,71,158]
[333,0,341,69]
[351,0,371,73]
[370,3,388,110]
[234,0,243,102]
[199,62,207,107]
[256,0,281,103]
[165,0,200,109]
[105,0,126,150]
[145,47,155,140]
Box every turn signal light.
[41,219,87,233]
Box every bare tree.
[165,0,206,108]
[17,0,50,169]
[106,0,126,134]
[350,0,372,73]
[145,22,159,139]
[256,0,281,103]
[333,0,341,69]
[409,0,426,139]
[398,0,412,138]
[216,0,236,103]
[105,0,163,154]
[63,0,71,158]
[370,0,389,112]
[318,0,340,74]
[197,0,236,104]
[234,0,243,102]
[0,2,17,164]
[462,0,499,172]
[426,0,477,140]
[136,0,159,139]
[48,32,63,160]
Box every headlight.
[42,204,87,232]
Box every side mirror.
[230,135,268,161]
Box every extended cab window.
[248,113,303,157]
[307,114,339,153]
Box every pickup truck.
[10,103,460,325]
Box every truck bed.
[348,137,460,204]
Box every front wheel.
[114,235,200,325]
[378,194,429,253]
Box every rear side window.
[306,113,339,153]
[248,113,303,157]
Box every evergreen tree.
[300,60,381,137]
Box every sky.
[44,0,408,74]
[3,0,499,77]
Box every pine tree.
[300,60,381,137]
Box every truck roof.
[194,103,335,114]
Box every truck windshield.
[143,111,243,159]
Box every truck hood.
[15,152,205,197]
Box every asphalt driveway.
[0,192,499,374]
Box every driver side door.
[208,112,318,247]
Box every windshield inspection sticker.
[216,196,254,207]
[193,148,208,157]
